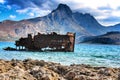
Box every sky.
[0,0,120,26]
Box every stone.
[30,66,61,80]
[73,75,86,80]
[65,71,76,80]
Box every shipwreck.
[4,32,75,52]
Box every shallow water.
[0,42,120,67]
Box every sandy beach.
[0,59,120,80]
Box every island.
[81,31,120,45]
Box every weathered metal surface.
[15,32,75,52]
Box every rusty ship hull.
[6,32,75,52]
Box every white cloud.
[33,8,51,17]
[111,10,120,17]
[16,9,28,14]
[41,0,54,10]
[28,7,51,17]
[16,6,51,17]
[99,21,120,26]
[28,12,34,17]
[16,7,51,19]
[56,0,120,9]
[96,16,108,20]
[0,0,5,4]
[9,15,16,19]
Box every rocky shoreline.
[0,59,120,80]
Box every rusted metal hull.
[15,32,75,52]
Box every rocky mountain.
[81,31,120,45]
[0,4,119,42]
[72,12,106,35]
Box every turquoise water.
[0,42,120,67]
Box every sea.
[0,42,120,68]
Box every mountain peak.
[52,4,72,15]
[57,4,69,9]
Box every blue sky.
[0,0,120,26]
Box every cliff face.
[0,4,120,41]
